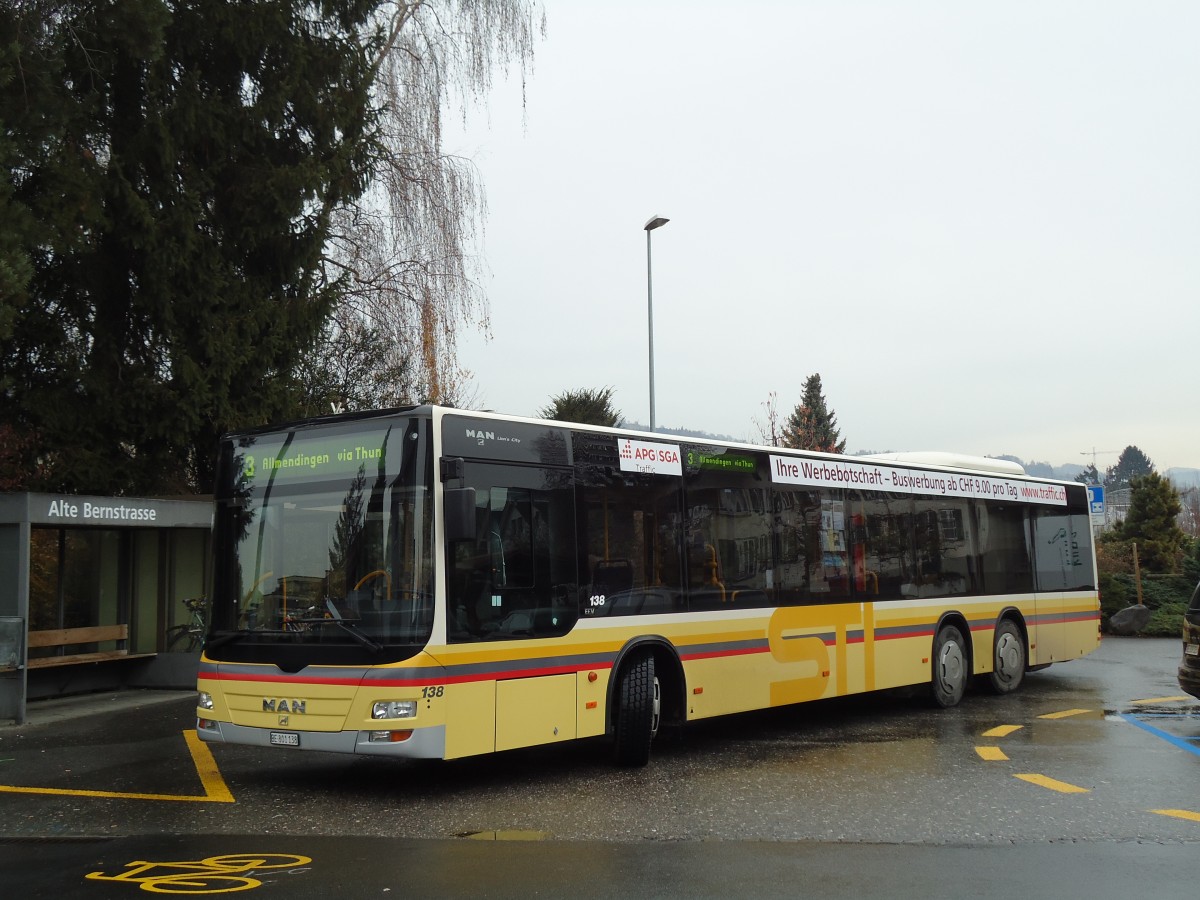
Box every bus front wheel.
[613,652,660,767]
[930,624,967,708]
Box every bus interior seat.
[593,559,634,596]
[729,589,770,607]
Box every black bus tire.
[986,619,1026,694]
[930,624,967,708]
[613,652,658,767]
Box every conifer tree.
[539,388,624,428]
[1115,472,1185,573]
[1105,446,1155,491]
[2,1,381,493]
[2,2,543,492]
[781,374,846,454]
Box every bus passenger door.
[442,460,580,753]
[445,461,578,643]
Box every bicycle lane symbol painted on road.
[0,731,234,804]
[85,853,312,894]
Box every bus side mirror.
[444,487,476,543]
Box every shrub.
[1100,572,1195,636]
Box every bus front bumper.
[197,718,447,758]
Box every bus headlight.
[372,700,417,720]
[198,691,214,710]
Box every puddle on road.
[1107,703,1200,721]
[455,830,550,841]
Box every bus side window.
[976,501,1034,594]
[447,464,577,642]
[577,475,685,618]
[906,497,975,597]
[1032,502,1094,591]
[774,488,854,604]
[847,491,913,601]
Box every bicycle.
[166,596,207,651]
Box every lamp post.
[644,215,669,431]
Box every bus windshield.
[207,414,434,665]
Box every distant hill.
[1167,467,1200,488]
[622,421,739,442]
[990,455,1079,481]
[1002,461,1199,486]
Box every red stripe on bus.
[876,628,936,640]
[199,661,618,689]
[678,645,767,662]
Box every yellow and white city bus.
[195,406,1100,766]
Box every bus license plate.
[270,732,300,747]
[1186,643,1199,657]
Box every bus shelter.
[0,493,211,724]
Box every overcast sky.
[449,1,1198,473]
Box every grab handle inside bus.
[444,487,476,543]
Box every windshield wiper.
[204,630,251,650]
[284,599,383,653]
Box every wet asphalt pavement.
[0,636,1196,897]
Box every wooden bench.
[26,624,155,669]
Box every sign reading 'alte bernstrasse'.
[46,498,159,523]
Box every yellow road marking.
[982,724,1022,738]
[185,730,235,803]
[1151,809,1200,822]
[1015,773,1089,793]
[1131,696,1193,705]
[975,746,1008,761]
[0,731,234,804]
[1037,709,1092,720]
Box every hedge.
[1099,572,1195,636]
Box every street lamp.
[644,215,669,431]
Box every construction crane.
[1080,447,1119,468]
[1080,448,1120,486]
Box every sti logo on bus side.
[263,698,307,714]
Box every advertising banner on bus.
[768,455,1067,505]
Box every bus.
[195,406,1100,766]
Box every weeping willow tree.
[312,1,546,413]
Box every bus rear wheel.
[986,619,1026,694]
[930,624,967,708]
[613,652,660,767]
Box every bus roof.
[225,406,1035,482]
[861,451,1026,476]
